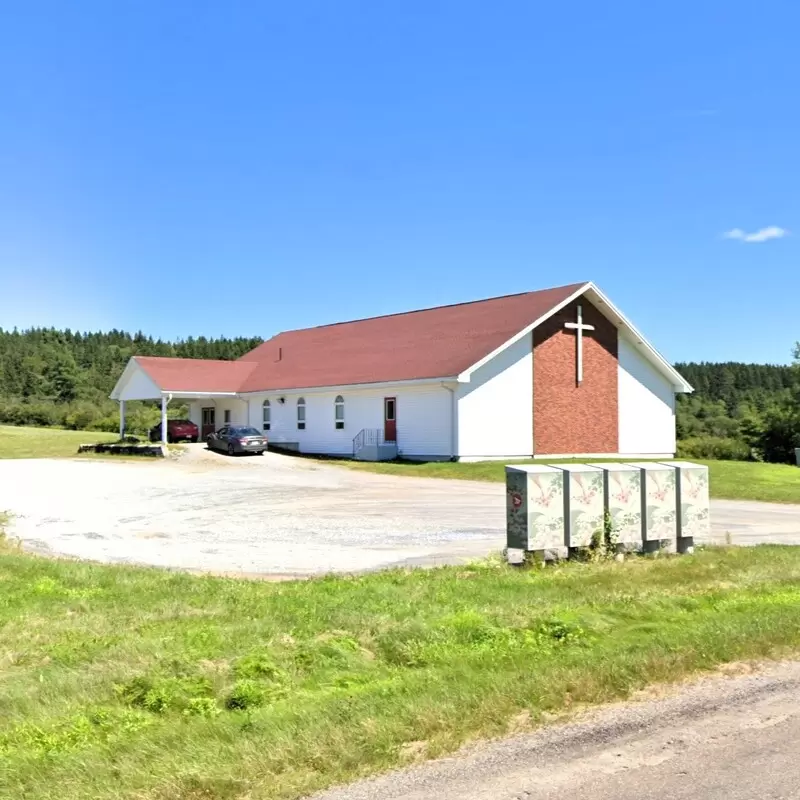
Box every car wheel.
[191,436,198,444]
[258,451,265,456]
[206,437,214,450]
[227,443,235,456]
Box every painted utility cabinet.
[505,461,708,563]
[667,461,710,552]
[588,463,643,548]
[625,462,678,550]
[558,464,605,548]
[505,465,566,558]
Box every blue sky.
[1,1,797,364]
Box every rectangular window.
[224,409,231,424]
[335,421,344,430]
[297,422,306,430]
[263,423,270,431]
[385,399,396,421]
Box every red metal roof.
[135,283,586,393]
[133,357,258,393]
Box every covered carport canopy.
[109,356,257,443]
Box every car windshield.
[171,420,192,425]
[230,427,261,436]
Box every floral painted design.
[678,466,710,539]
[566,470,604,548]
[530,473,561,508]
[606,469,642,544]
[527,471,566,551]
[642,467,677,541]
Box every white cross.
[564,304,595,384]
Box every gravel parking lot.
[1,446,799,576]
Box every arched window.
[262,399,271,431]
[297,397,306,430]
[334,395,344,429]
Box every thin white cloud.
[722,226,789,243]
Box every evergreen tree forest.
[0,328,263,435]
[674,356,800,463]
[0,327,798,462]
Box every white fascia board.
[238,376,458,397]
[456,283,591,382]
[584,283,693,393]
[163,391,241,398]
[109,357,145,400]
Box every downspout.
[442,383,457,461]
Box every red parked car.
[149,419,199,443]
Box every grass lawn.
[337,458,800,504]
[3,543,800,799]
[0,425,118,459]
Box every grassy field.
[3,543,800,799]
[0,425,118,459]
[338,458,800,504]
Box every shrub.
[757,403,800,464]
[225,679,269,711]
[0,400,63,428]
[115,674,214,715]
[87,414,121,433]
[233,653,285,683]
[677,435,751,461]
[63,402,101,430]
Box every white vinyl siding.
[188,399,249,432]
[618,334,676,455]
[456,332,533,459]
[115,365,162,401]
[248,384,452,458]
[188,401,201,430]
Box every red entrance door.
[384,397,397,443]
[201,407,216,439]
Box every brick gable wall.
[533,299,619,454]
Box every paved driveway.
[0,447,798,576]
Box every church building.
[110,282,692,460]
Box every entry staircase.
[352,428,398,461]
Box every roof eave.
[109,357,144,400]
[162,390,243,397]
[238,375,459,396]
[456,282,591,381]
[584,283,693,393]
[456,282,694,394]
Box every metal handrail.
[353,428,385,456]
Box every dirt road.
[313,660,800,800]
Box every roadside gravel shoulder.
[311,659,800,800]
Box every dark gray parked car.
[206,425,268,456]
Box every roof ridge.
[268,282,588,337]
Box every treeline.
[0,328,798,462]
[674,358,800,463]
[0,328,263,434]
